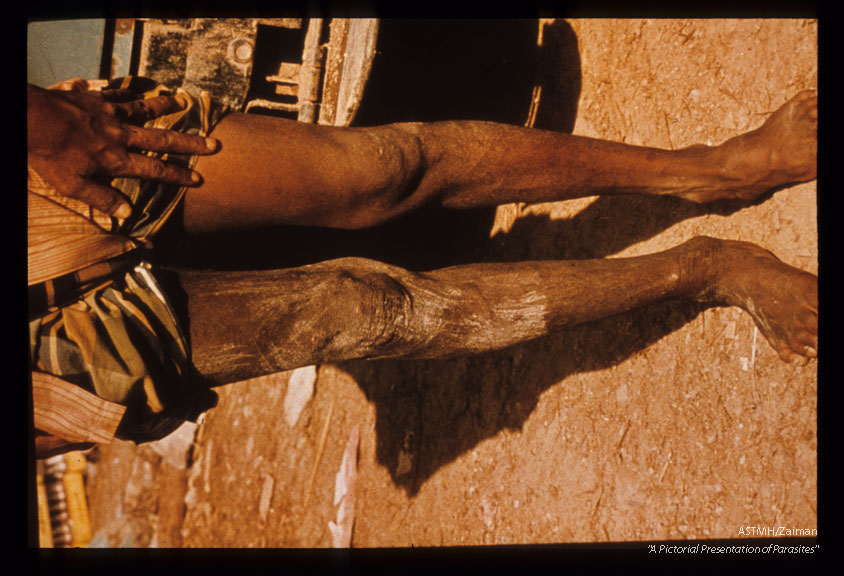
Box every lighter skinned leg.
[185,91,816,233]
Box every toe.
[801,309,818,333]
[768,335,794,362]
[793,329,818,354]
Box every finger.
[65,180,133,219]
[125,125,219,155]
[113,94,190,123]
[116,152,203,186]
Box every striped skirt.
[29,77,224,443]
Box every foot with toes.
[682,90,817,204]
[709,238,818,362]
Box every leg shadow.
[342,298,706,496]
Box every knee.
[341,126,426,228]
[327,259,417,356]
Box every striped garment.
[29,77,223,448]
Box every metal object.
[110,19,136,78]
[317,18,379,126]
[36,461,53,547]
[41,452,93,548]
[28,18,378,126]
[230,38,255,64]
[43,455,72,547]
[264,17,323,123]
[134,17,378,126]
[252,18,379,125]
[137,18,264,110]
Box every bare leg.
[180,236,817,386]
[185,91,816,232]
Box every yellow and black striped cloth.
[29,77,224,443]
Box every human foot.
[680,90,817,204]
[702,237,818,362]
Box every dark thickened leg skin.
[176,236,817,387]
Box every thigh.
[170,261,376,385]
[183,113,405,234]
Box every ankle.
[715,127,791,201]
[676,236,726,302]
[668,143,752,203]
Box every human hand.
[27,80,219,219]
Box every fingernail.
[115,204,132,219]
[205,137,218,151]
[175,94,189,108]
[190,171,202,183]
